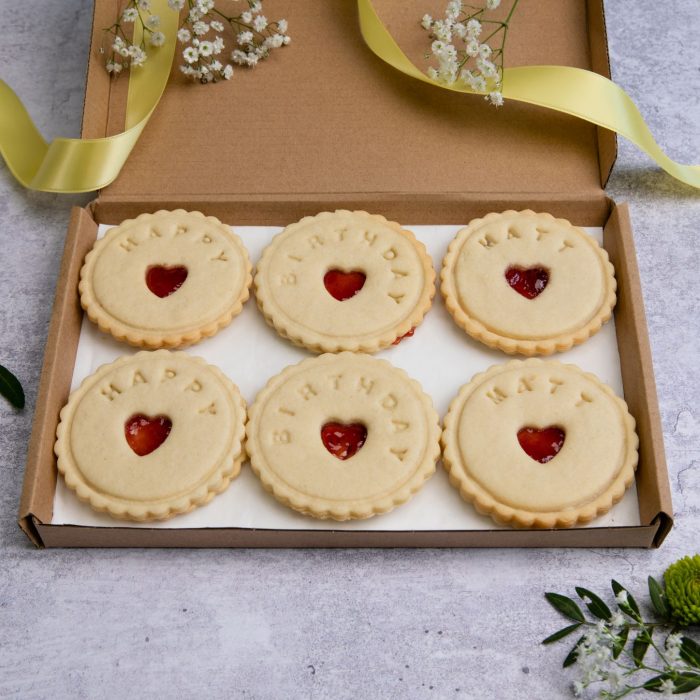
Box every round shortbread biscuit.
[80,210,252,348]
[254,210,435,353]
[55,351,247,521]
[441,211,616,356]
[247,353,441,520]
[441,359,638,528]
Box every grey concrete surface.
[1,2,698,698]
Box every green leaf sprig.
[544,558,700,698]
[0,363,24,409]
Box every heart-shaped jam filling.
[146,265,188,298]
[125,414,172,456]
[323,270,366,301]
[517,426,565,463]
[392,328,415,345]
[321,422,367,460]
[505,266,549,300]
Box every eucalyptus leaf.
[575,586,612,620]
[681,636,700,669]
[563,635,585,668]
[0,364,24,409]
[542,623,582,645]
[612,579,641,618]
[648,575,671,619]
[632,630,651,667]
[613,625,629,659]
[545,592,585,623]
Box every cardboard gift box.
[18,0,672,547]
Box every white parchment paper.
[51,224,640,530]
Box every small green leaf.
[681,637,700,669]
[644,672,700,694]
[632,630,651,667]
[545,592,585,623]
[674,672,700,694]
[0,364,24,409]
[643,673,670,692]
[563,635,585,668]
[613,625,629,659]
[575,586,612,620]
[648,575,671,619]
[542,623,582,645]
[612,579,641,618]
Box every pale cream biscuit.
[247,352,441,520]
[442,359,638,529]
[254,210,435,353]
[80,210,252,348]
[441,211,616,356]
[55,350,247,522]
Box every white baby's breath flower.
[122,7,138,22]
[660,678,675,697]
[198,40,214,57]
[168,0,185,9]
[183,46,199,63]
[466,18,481,37]
[608,611,625,630]
[478,43,492,58]
[277,18,288,34]
[213,36,225,54]
[446,0,461,21]
[146,14,160,28]
[253,15,268,32]
[238,31,254,45]
[177,28,191,42]
[486,0,501,8]
[106,60,122,74]
[130,47,147,66]
[421,14,433,30]
[193,20,209,36]
[137,0,150,11]
[210,20,224,32]
[465,39,479,57]
[241,11,253,23]
[223,64,234,80]
[197,0,215,12]
[149,31,165,47]
[615,590,629,605]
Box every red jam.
[321,422,367,460]
[517,426,565,463]
[125,414,172,456]
[392,328,415,345]
[505,266,549,299]
[146,265,188,298]
[323,270,366,301]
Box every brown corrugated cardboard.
[18,0,672,547]
[84,0,614,203]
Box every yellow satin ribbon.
[0,0,176,193]
[358,0,700,189]
[0,0,698,192]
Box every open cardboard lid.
[83,0,616,207]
